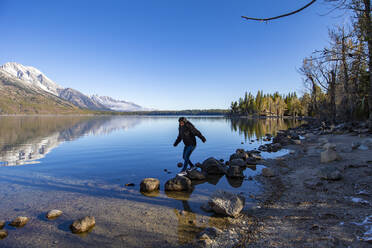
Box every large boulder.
[186,169,207,180]
[140,178,160,192]
[226,166,244,178]
[70,216,96,233]
[165,176,193,191]
[200,157,227,175]
[208,190,245,217]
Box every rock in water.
[227,166,244,178]
[229,159,246,167]
[0,230,8,239]
[186,169,207,180]
[140,178,160,192]
[165,176,193,191]
[262,168,275,177]
[200,157,227,175]
[70,216,95,233]
[46,210,63,219]
[0,221,5,229]
[208,190,245,217]
[10,216,29,227]
[321,149,341,163]
[177,162,183,168]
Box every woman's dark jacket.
[174,121,206,146]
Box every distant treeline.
[229,91,308,117]
[92,109,229,116]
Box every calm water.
[0,116,302,247]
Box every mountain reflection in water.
[0,116,303,166]
[0,116,142,166]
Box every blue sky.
[0,0,347,110]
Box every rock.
[319,167,342,181]
[227,166,244,178]
[195,162,202,167]
[125,183,135,187]
[198,227,222,239]
[351,141,361,150]
[177,162,183,168]
[200,157,227,175]
[229,158,246,167]
[186,169,207,180]
[362,138,372,148]
[359,145,369,151]
[10,216,29,227]
[323,143,336,150]
[249,153,262,160]
[0,230,8,239]
[245,157,258,165]
[293,139,301,145]
[219,159,224,163]
[321,149,341,163]
[246,164,256,170]
[273,133,294,146]
[70,216,96,233]
[208,190,245,217]
[303,179,323,190]
[198,233,213,246]
[262,168,275,177]
[230,151,248,161]
[0,221,5,229]
[140,178,160,192]
[165,176,193,191]
[200,202,213,212]
[46,210,63,219]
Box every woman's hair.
[178,117,187,123]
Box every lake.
[0,116,302,248]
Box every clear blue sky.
[0,0,347,110]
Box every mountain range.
[0,62,148,114]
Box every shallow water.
[0,116,302,247]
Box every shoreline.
[206,122,372,247]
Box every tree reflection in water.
[229,118,304,142]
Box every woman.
[173,117,206,175]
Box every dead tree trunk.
[364,0,372,129]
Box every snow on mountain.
[0,62,149,112]
[58,88,109,111]
[0,62,63,95]
[91,95,148,112]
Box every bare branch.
[241,0,317,22]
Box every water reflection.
[0,116,142,166]
[230,117,304,141]
[0,116,304,166]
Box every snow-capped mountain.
[58,88,110,111]
[91,95,148,112]
[0,62,148,112]
[0,62,63,96]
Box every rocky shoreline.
[190,122,372,247]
